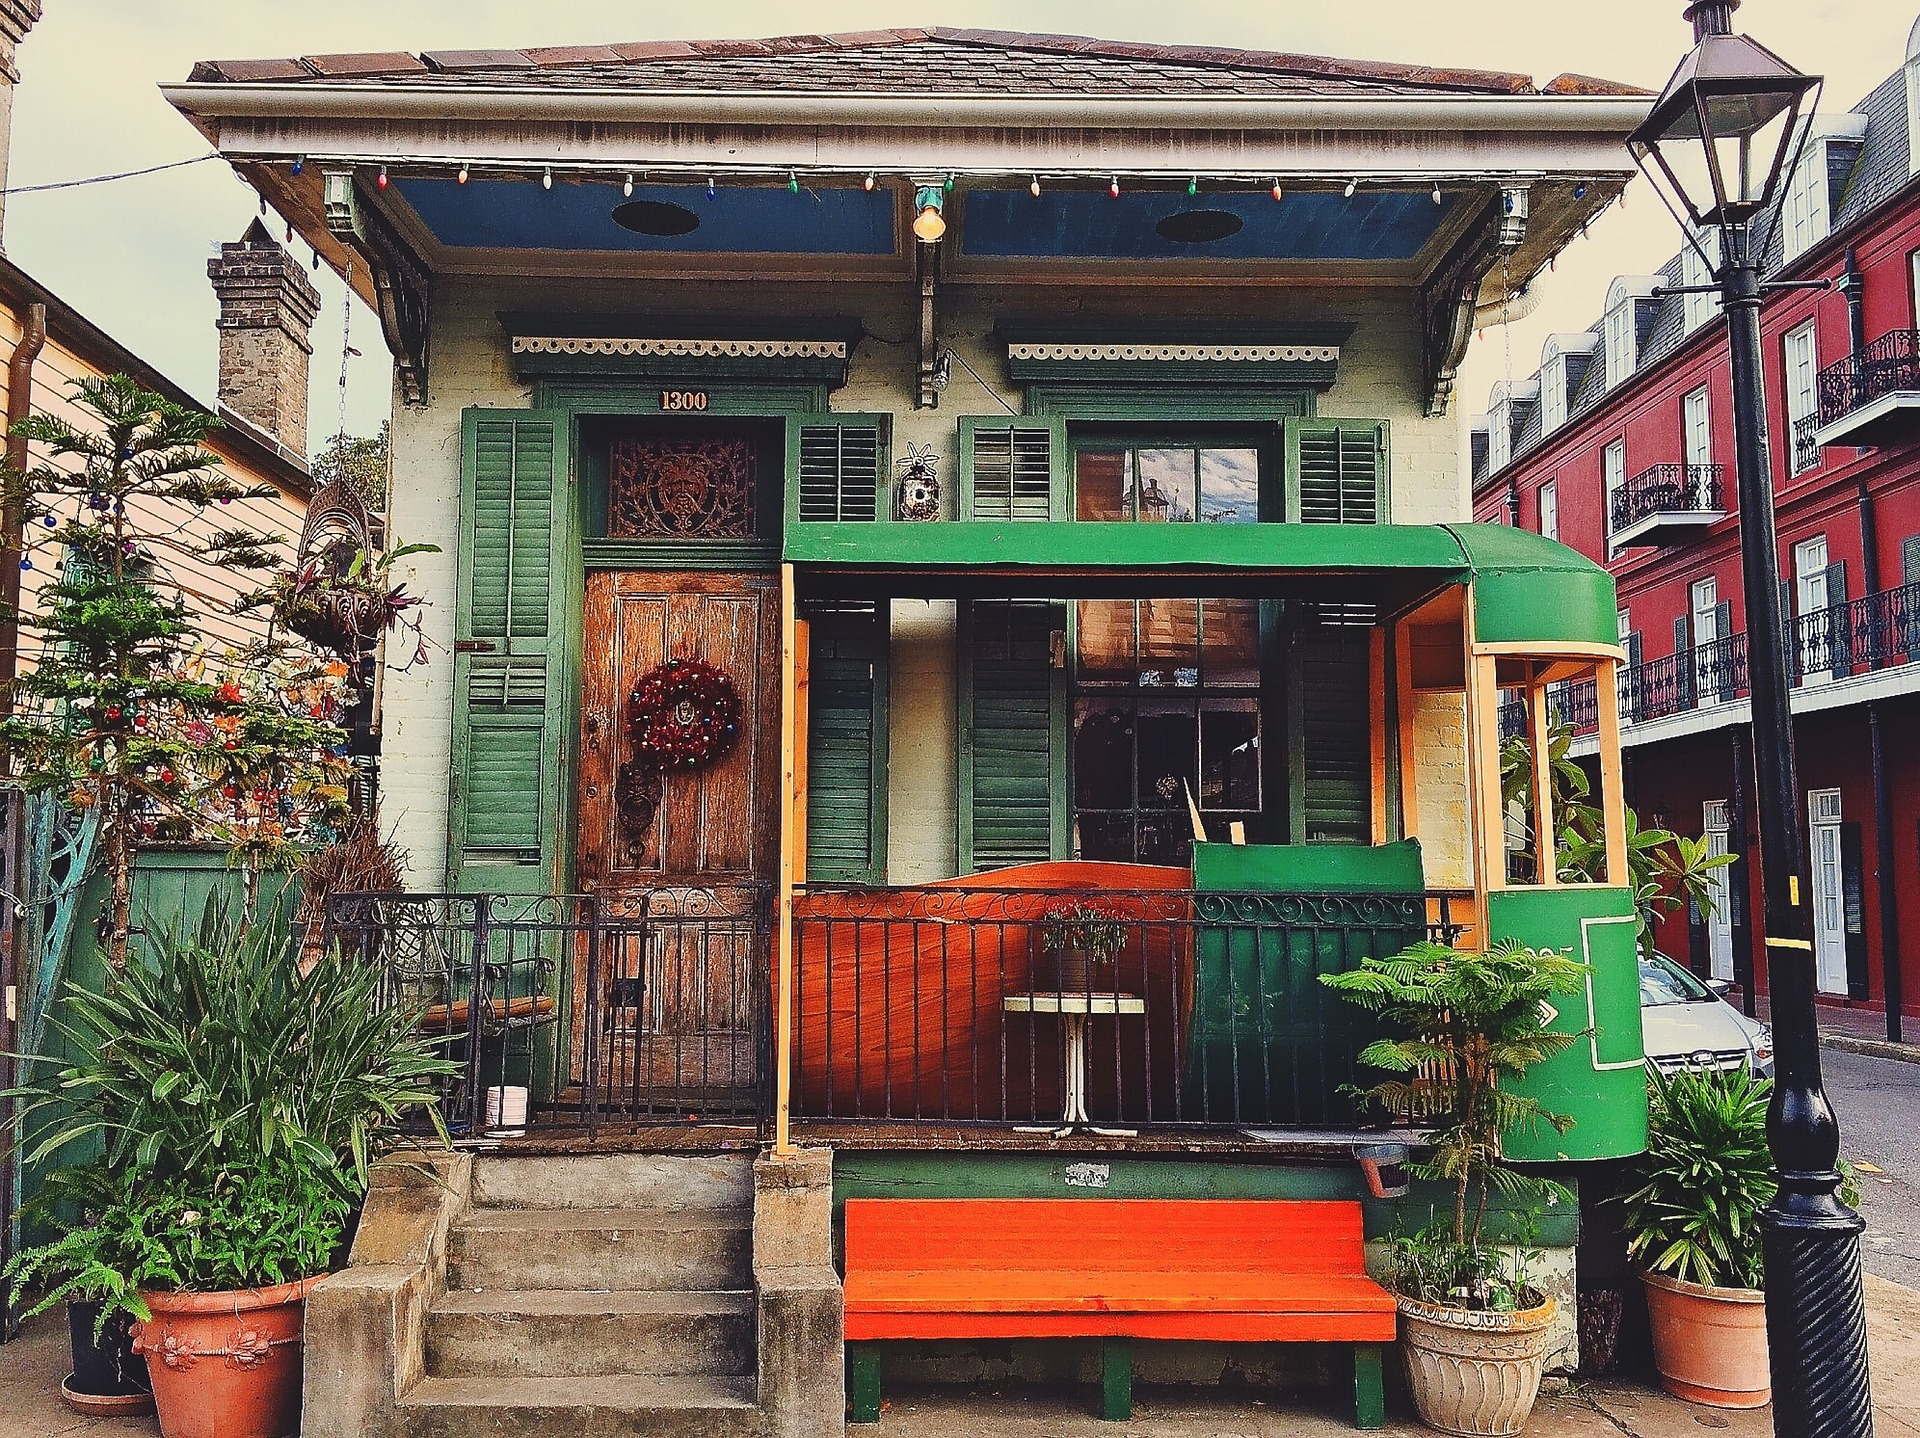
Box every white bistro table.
[1001,992,1146,1126]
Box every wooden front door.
[574,569,779,1117]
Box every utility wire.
[0,153,220,197]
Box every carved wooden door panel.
[574,570,778,1116]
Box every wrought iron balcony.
[1609,463,1727,548]
[1814,329,1920,448]
[1795,579,1920,681]
[1792,415,1823,474]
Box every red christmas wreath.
[626,657,742,773]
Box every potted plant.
[1617,1065,1818,1408]
[258,539,434,667]
[5,906,455,1438]
[1038,897,1128,991]
[1322,939,1589,1437]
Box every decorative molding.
[1007,341,1339,364]
[324,171,431,406]
[1420,184,1527,418]
[511,335,848,360]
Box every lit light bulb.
[1030,175,1041,198]
[1109,176,1120,199]
[1344,178,1357,198]
[623,173,634,198]
[1432,184,1442,204]
[542,166,552,191]
[912,185,946,243]
[864,172,876,192]
[457,164,469,185]
[376,166,389,190]
[943,173,955,193]
[1271,180,1283,202]
[789,170,800,193]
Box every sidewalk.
[0,1275,1912,1437]
[1752,995,1920,1064]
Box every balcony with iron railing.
[1813,329,1920,449]
[1792,415,1823,475]
[1608,462,1727,548]
[1540,582,1919,746]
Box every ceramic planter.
[1641,1271,1770,1407]
[1397,1293,1557,1437]
[132,1276,324,1438]
[62,1300,152,1416]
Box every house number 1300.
[660,390,709,411]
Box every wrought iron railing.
[1499,679,1599,742]
[1795,579,1920,680]
[1792,415,1822,474]
[1817,329,1920,427]
[1609,463,1726,533]
[789,885,1461,1131]
[325,888,772,1140]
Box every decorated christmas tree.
[0,374,349,966]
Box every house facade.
[1471,23,1920,1038]
[168,30,1653,1430]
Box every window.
[1681,230,1722,333]
[1073,436,1262,524]
[1784,322,1819,472]
[1604,302,1636,388]
[1683,387,1712,471]
[1541,361,1567,434]
[1603,440,1626,553]
[1808,788,1847,994]
[1488,402,1511,473]
[1538,479,1558,541]
[1782,138,1830,263]
[1795,534,1830,681]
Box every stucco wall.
[382,274,1465,890]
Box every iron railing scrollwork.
[1816,329,1920,428]
[1610,462,1726,533]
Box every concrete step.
[469,1153,754,1212]
[449,1206,753,1292]
[425,1288,755,1379]
[395,1374,759,1438]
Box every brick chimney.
[0,0,42,247]
[208,218,322,455]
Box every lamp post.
[1629,6,1873,1435]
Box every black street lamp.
[1629,6,1873,1437]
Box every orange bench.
[843,1198,1394,1424]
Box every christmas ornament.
[625,657,741,774]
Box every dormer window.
[1539,333,1596,434]
[1602,279,1660,389]
[1782,115,1869,264]
[1680,230,1722,333]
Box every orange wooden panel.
[845,1271,1395,1315]
[844,1199,1369,1279]
[846,1311,1397,1342]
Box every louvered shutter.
[1674,617,1694,707]
[959,416,1065,521]
[794,415,886,523]
[451,409,571,892]
[959,599,1065,871]
[1288,419,1388,525]
[1290,618,1372,843]
[804,601,887,883]
[1714,600,1734,700]
[1825,560,1851,672]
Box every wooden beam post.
[1530,673,1557,887]
[1594,658,1629,887]
[775,562,799,1157]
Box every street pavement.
[1828,1047,1920,1288]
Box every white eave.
[161,80,1650,137]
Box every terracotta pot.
[1398,1293,1557,1437]
[132,1276,324,1438]
[1641,1270,1770,1408]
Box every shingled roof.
[184,27,1644,99]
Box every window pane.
[1134,448,1195,523]
[1075,600,1134,684]
[1077,812,1134,863]
[1073,700,1134,808]
[1076,449,1128,521]
[1136,813,1189,866]
[1201,702,1260,810]
[1199,448,1260,524]
[1138,599,1199,687]
[1135,704,1196,811]
[1201,599,1260,687]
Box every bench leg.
[849,1345,882,1424]
[1352,1343,1386,1430]
[1101,1336,1133,1421]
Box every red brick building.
[1472,30,1920,1037]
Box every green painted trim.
[1192,841,1425,893]
[1026,382,1314,423]
[955,600,1066,870]
[531,379,827,416]
[1101,1336,1133,1421]
[784,412,894,533]
[1284,418,1391,525]
[848,1347,882,1424]
[513,350,853,384]
[1013,357,1337,387]
[1445,523,1621,648]
[802,600,890,885]
[1353,1344,1386,1429]
[582,541,779,570]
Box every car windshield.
[1639,955,1715,1007]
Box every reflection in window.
[1074,444,1261,524]
[1071,597,1262,864]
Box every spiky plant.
[1321,940,1589,1268]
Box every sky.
[1,0,1908,454]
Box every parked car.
[1639,952,1774,1077]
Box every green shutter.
[793,414,887,523]
[958,599,1065,871]
[959,416,1067,521]
[804,601,888,884]
[1289,610,1372,843]
[1287,419,1388,524]
[451,409,572,892]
